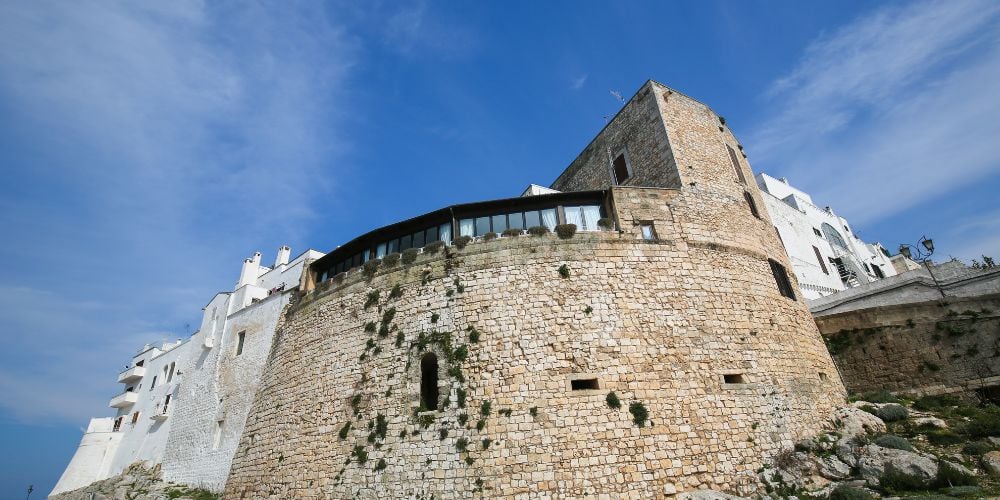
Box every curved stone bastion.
[224,188,845,498]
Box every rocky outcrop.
[48,463,216,500]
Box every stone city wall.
[816,294,1000,398]
[223,188,843,499]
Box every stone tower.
[223,81,845,498]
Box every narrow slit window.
[744,191,761,219]
[611,149,631,185]
[420,353,439,410]
[570,378,600,390]
[723,373,745,384]
[640,223,657,241]
[812,246,829,274]
[236,331,246,356]
[727,144,746,184]
[768,259,796,300]
[131,411,140,424]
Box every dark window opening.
[612,151,631,185]
[872,264,885,279]
[131,411,140,424]
[723,373,745,384]
[768,259,796,300]
[420,353,439,410]
[813,228,823,238]
[812,246,829,274]
[744,191,761,219]
[570,378,600,390]
[726,144,746,184]
[236,331,246,356]
[135,360,144,367]
[113,417,123,432]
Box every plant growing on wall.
[363,259,380,278]
[584,306,593,315]
[629,401,649,427]
[455,437,469,452]
[382,252,401,267]
[374,458,387,471]
[454,235,472,249]
[483,232,498,241]
[338,422,351,440]
[364,290,380,309]
[424,240,445,254]
[555,223,577,239]
[597,218,613,230]
[389,284,402,299]
[501,228,521,237]
[528,225,549,236]
[467,326,480,343]
[606,391,621,409]
[351,445,367,464]
[402,248,419,265]
[558,264,570,279]
[431,312,440,323]
[364,321,376,333]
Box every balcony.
[109,391,139,408]
[117,365,146,384]
[151,410,169,421]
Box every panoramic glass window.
[508,212,524,230]
[491,214,507,233]
[438,223,452,244]
[564,205,602,231]
[524,210,541,228]
[475,217,490,236]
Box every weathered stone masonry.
[223,81,846,498]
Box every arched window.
[420,353,439,410]
[821,223,848,250]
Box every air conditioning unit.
[203,336,215,349]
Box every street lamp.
[899,235,944,297]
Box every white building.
[757,173,898,300]
[50,246,323,497]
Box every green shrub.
[454,235,473,249]
[476,419,486,431]
[935,460,978,487]
[962,440,995,455]
[555,223,577,239]
[926,429,964,445]
[430,312,439,323]
[458,413,468,425]
[914,394,961,411]
[965,407,1000,438]
[394,330,404,347]
[480,400,492,417]
[338,422,351,440]
[374,458,387,471]
[364,321,376,333]
[388,284,402,299]
[468,327,480,343]
[606,391,621,409]
[879,467,927,493]
[482,438,492,449]
[584,306,593,315]
[364,290,380,309]
[877,403,909,422]
[455,437,469,452]
[363,259,380,277]
[501,228,522,237]
[401,248,419,265]
[527,225,549,236]
[483,232,498,241]
[424,240,445,254]
[874,434,913,451]
[456,388,467,408]
[940,485,982,497]
[558,264,570,279]
[352,445,367,464]
[597,217,613,230]
[529,407,538,417]
[629,402,649,427]
[829,484,875,500]
[382,252,400,267]
[853,391,900,404]
[439,428,448,440]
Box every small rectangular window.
[612,150,631,185]
[640,223,657,241]
[570,378,599,390]
[872,264,885,279]
[150,376,157,390]
[812,246,829,274]
[131,411,140,424]
[236,331,246,356]
[723,373,745,385]
[727,144,746,184]
[768,259,796,300]
[744,191,761,219]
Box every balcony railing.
[109,391,139,408]
[117,365,146,384]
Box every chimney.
[275,246,291,268]
[238,252,262,287]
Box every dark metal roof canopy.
[310,189,608,273]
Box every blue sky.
[1,0,998,495]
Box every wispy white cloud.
[0,1,355,424]
[380,0,478,58]
[571,74,588,90]
[748,0,1000,259]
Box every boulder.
[856,445,937,487]
[829,407,886,440]
[981,450,1000,476]
[913,416,948,429]
[817,455,852,481]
